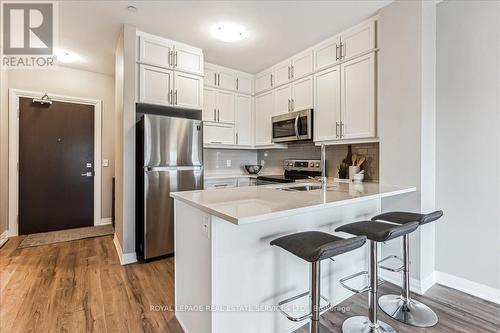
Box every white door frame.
[8,89,102,236]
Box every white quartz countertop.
[171,181,416,225]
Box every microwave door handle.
[294,115,300,139]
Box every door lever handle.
[81,172,93,177]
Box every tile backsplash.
[204,149,258,174]
[204,142,379,180]
[257,142,380,180]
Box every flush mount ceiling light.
[211,22,246,43]
[127,5,138,12]
[54,48,81,63]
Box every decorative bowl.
[245,165,263,175]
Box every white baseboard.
[0,230,8,248]
[96,217,113,226]
[113,234,137,265]
[379,270,436,295]
[435,271,500,305]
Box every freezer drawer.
[143,166,203,259]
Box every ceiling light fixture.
[127,5,138,12]
[211,22,246,43]
[54,48,81,63]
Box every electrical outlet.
[226,159,232,167]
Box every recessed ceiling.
[58,1,391,76]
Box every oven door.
[272,109,312,143]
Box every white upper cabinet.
[340,53,375,139]
[138,35,174,68]
[274,84,292,114]
[217,69,235,91]
[255,70,273,94]
[291,76,313,112]
[203,88,235,123]
[313,35,341,71]
[255,90,275,146]
[235,74,253,94]
[340,19,375,60]
[139,64,174,106]
[216,90,235,123]
[203,88,217,122]
[204,63,253,95]
[291,50,313,80]
[273,60,291,87]
[235,94,253,146]
[174,71,203,110]
[204,122,235,145]
[314,66,341,142]
[174,43,204,75]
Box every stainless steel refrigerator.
[136,114,203,260]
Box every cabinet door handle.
[217,73,220,86]
[168,50,172,66]
[214,73,217,86]
[336,122,339,138]
[287,66,290,80]
[291,99,294,111]
[335,44,339,61]
[340,42,345,59]
[270,74,273,87]
[217,109,220,122]
[291,65,294,79]
[340,121,344,138]
[236,132,239,144]
[288,99,291,112]
[168,90,172,104]
[214,109,217,121]
[174,90,178,105]
[175,51,178,67]
[236,78,239,90]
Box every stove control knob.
[315,163,320,168]
[309,162,314,167]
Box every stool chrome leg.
[311,261,321,333]
[378,234,438,327]
[342,241,397,333]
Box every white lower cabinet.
[255,90,275,146]
[235,94,253,146]
[340,52,375,139]
[203,122,235,145]
[204,178,237,189]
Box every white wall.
[1,66,115,231]
[436,1,500,290]
[378,0,437,282]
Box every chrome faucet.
[308,144,327,189]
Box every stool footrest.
[378,255,405,273]
[339,271,385,294]
[277,291,331,322]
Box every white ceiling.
[59,1,392,76]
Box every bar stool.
[271,231,367,333]
[372,211,443,327]
[335,220,419,333]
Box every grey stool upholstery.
[372,211,443,328]
[271,231,367,333]
[335,221,419,333]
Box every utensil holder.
[349,166,360,180]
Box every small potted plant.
[337,163,348,179]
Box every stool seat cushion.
[335,221,419,242]
[372,211,443,225]
[270,231,366,262]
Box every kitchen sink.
[277,184,324,191]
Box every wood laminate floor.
[1,235,499,333]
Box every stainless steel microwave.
[271,109,313,143]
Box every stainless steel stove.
[256,159,323,185]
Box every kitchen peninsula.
[171,182,415,333]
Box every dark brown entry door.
[19,97,95,234]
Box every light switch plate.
[226,160,232,167]
[102,159,109,167]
